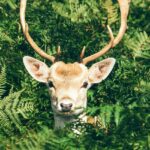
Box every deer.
[20,0,130,129]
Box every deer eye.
[47,81,54,88]
[81,81,88,88]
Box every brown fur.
[55,62,82,79]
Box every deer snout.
[60,103,73,112]
[58,98,74,112]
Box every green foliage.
[102,0,118,25]
[0,66,7,98]
[52,0,102,23]
[52,0,118,24]
[0,0,17,11]
[0,0,149,149]
[0,90,23,133]
[0,67,35,135]
[125,31,150,59]
[0,28,15,43]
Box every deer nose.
[60,103,73,112]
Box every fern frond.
[0,66,36,134]
[0,28,14,43]
[102,0,118,25]
[125,31,150,59]
[0,90,23,130]
[10,127,58,150]
[0,110,12,131]
[96,104,124,129]
[114,105,124,126]
[99,105,114,129]
[0,89,35,133]
[0,66,7,99]
[17,100,34,119]
[52,0,101,23]
[52,0,89,23]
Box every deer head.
[20,0,130,128]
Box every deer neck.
[54,103,87,129]
[54,114,76,129]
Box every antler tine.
[20,0,55,63]
[82,26,114,65]
[82,0,130,65]
[80,46,86,59]
[57,46,61,55]
[112,0,130,47]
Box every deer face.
[23,56,115,116]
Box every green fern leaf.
[99,105,114,128]
[1,90,23,130]
[102,0,118,25]
[0,28,14,43]
[125,31,150,59]
[114,104,124,126]
[0,87,35,133]
[0,66,7,99]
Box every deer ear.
[88,58,116,84]
[23,56,50,83]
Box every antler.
[82,0,130,65]
[112,0,130,47]
[20,0,55,63]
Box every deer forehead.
[49,61,88,83]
